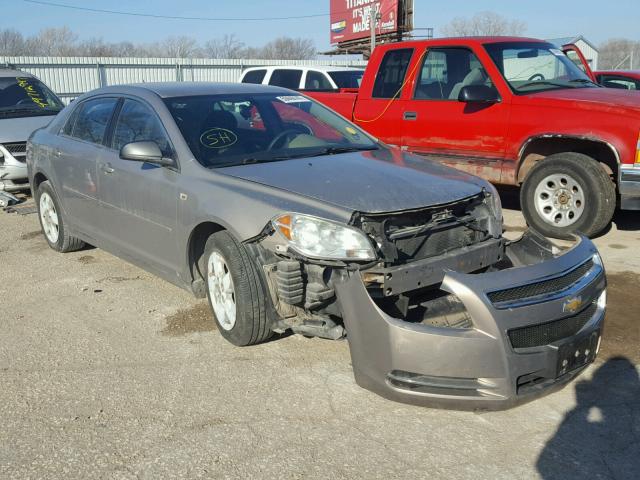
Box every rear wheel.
[36,181,85,252]
[520,153,616,239]
[204,231,273,346]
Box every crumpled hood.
[523,87,640,114]
[218,149,488,214]
[0,115,55,143]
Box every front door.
[400,47,510,183]
[97,98,180,275]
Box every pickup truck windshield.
[327,70,364,89]
[0,77,64,116]
[164,93,377,168]
[484,42,597,94]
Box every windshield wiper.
[517,80,570,90]
[307,145,379,157]
[568,78,599,87]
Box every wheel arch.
[186,221,228,286]
[32,170,49,193]
[516,135,620,185]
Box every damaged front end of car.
[247,189,606,410]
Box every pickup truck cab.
[306,37,640,239]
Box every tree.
[204,34,245,59]
[259,37,316,60]
[599,38,640,70]
[442,11,527,37]
[0,29,26,56]
[27,27,78,56]
[161,36,200,58]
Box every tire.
[36,181,86,252]
[520,152,616,239]
[203,230,273,346]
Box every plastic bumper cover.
[619,165,640,210]
[334,232,606,410]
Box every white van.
[239,66,364,91]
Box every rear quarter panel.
[304,91,358,120]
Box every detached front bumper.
[620,164,640,210]
[334,231,606,410]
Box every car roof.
[376,36,548,50]
[243,65,364,73]
[0,68,35,78]
[86,81,298,99]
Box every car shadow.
[536,357,640,480]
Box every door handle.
[54,150,62,157]
[100,162,115,174]
[403,111,418,121]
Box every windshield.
[164,93,378,168]
[484,42,597,94]
[328,70,364,89]
[0,77,64,115]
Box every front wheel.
[204,231,273,346]
[520,152,616,239]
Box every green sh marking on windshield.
[16,77,49,108]
[200,128,238,149]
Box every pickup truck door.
[352,47,415,147]
[563,44,597,82]
[399,46,510,183]
[97,98,180,276]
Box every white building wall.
[575,40,599,70]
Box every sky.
[2,0,638,51]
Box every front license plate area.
[556,329,600,378]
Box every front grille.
[488,259,594,305]
[2,142,27,163]
[508,302,598,348]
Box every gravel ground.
[1,197,639,480]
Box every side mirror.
[458,85,501,104]
[119,141,175,167]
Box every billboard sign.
[330,0,400,44]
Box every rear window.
[328,70,364,89]
[268,69,303,89]
[242,69,267,84]
[372,48,414,98]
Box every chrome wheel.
[534,173,585,228]
[207,251,236,331]
[39,192,59,244]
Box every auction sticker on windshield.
[276,96,311,103]
[16,77,49,108]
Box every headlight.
[272,213,376,261]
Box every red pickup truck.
[306,37,640,239]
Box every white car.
[239,66,364,91]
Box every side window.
[61,106,79,136]
[71,97,118,145]
[599,75,638,90]
[414,48,493,100]
[304,71,333,90]
[372,48,413,98]
[242,69,267,84]
[269,69,303,89]
[112,99,172,157]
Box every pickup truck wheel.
[36,181,85,252]
[204,231,273,346]
[520,153,616,239]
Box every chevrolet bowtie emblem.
[563,296,583,314]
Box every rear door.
[52,96,118,239]
[352,47,414,147]
[97,97,180,275]
[400,46,509,183]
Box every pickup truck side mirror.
[120,141,175,168]
[458,85,500,104]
